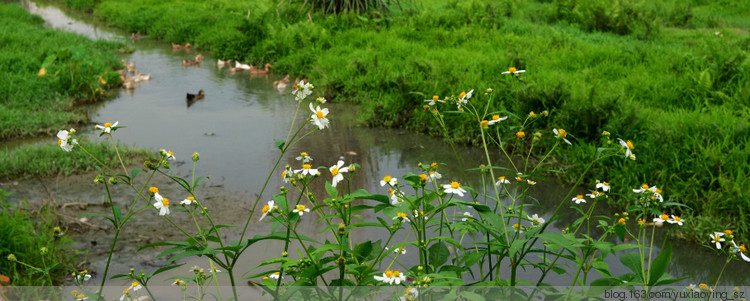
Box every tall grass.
[0,3,123,140]
[63,0,750,240]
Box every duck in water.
[186,90,205,107]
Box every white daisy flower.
[428,171,442,182]
[686,284,699,292]
[424,95,444,106]
[374,270,406,285]
[296,152,313,163]
[553,128,572,145]
[633,184,663,202]
[387,246,407,255]
[309,103,329,130]
[495,176,510,186]
[181,196,196,206]
[710,232,725,249]
[528,214,545,226]
[461,211,474,222]
[259,200,277,221]
[501,67,526,75]
[653,213,670,224]
[281,166,295,183]
[667,215,684,226]
[456,90,473,109]
[380,175,397,186]
[292,204,310,216]
[296,164,319,176]
[392,212,409,223]
[159,149,176,160]
[571,195,586,204]
[129,282,142,291]
[595,181,611,192]
[269,272,283,280]
[153,194,170,216]
[617,138,635,160]
[487,114,508,125]
[56,129,78,152]
[293,80,313,101]
[388,189,404,205]
[400,287,419,301]
[443,181,467,197]
[329,160,350,187]
[586,190,605,198]
[172,279,186,286]
[95,121,118,134]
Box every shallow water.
[4,0,748,289]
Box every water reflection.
[6,0,748,287]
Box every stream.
[3,0,748,294]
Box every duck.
[171,42,191,49]
[217,59,231,69]
[122,78,136,89]
[273,74,290,90]
[121,60,136,73]
[195,54,204,63]
[227,66,243,73]
[235,61,251,70]
[186,89,205,101]
[134,72,151,82]
[131,32,141,40]
[182,59,200,66]
[249,63,272,74]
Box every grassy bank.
[0,142,158,179]
[0,3,123,140]
[0,190,73,286]
[61,0,749,241]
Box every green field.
[46,0,750,241]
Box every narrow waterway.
[4,0,748,293]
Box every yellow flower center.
[388,188,394,197]
[432,95,439,101]
[516,131,525,139]
[262,205,270,213]
[626,140,634,149]
[725,230,733,236]
[641,184,649,190]
[393,271,401,277]
[331,167,339,176]
[296,205,306,211]
[431,162,437,168]
[498,176,506,181]
[212,267,218,271]
[557,129,567,138]
[603,181,609,186]
[638,219,645,225]
[660,214,669,221]
[515,176,522,182]
[58,139,62,146]
[513,223,520,229]
[397,212,407,218]
[132,282,139,287]
[187,196,194,200]
[618,218,626,224]
[480,120,488,126]
[459,91,466,98]
[262,276,269,280]
[509,67,517,73]
[383,175,392,183]
[316,111,325,119]
[492,115,500,120]
[168,150,174,156]
[699,283,708,289]
[450,181,460,189]
[674,216,682,222]
[71,290,78,296]
[740,244,747,253]
[104,122,112,128]
[303,164,312,169]
[300,152,308,156]
[418,174,428,181]
[162,198,169,206]
[576,195,583,199]
[385,270,394,277]
[713,236,722,243]
[149,187,159,194]
[77,293,86,299]
[529,111,537,117]
[174,279,180,284]
[274,272,280,275]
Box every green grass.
[0,3,123,140]
[0,142,159,179]
[57,0,750,241]
[0,190,73,286]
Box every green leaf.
[151,264,184,277]
[130,168,143,181]
[325,181,337,198]
[592,260,611,276]
[509,238,527,258]
[112,206,122,224]
[619,252,643,282]
[648,243,672,286]
[352,241,373,262]
[428,241,451,267]
[274,139,285,150]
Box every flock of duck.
[120,37,296,107]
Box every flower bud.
[94,174,105,184]
[192,152,200,162]
[7,254,17,262]
[108,177,118,185]
[282,251,288,257]
[144,160,156,170]
[40,247,48,255]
